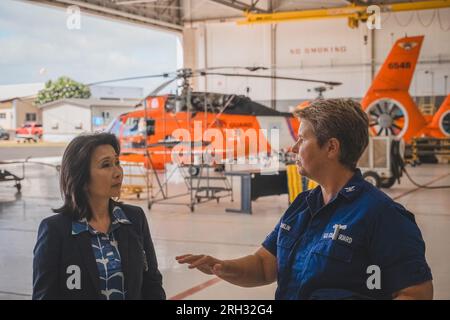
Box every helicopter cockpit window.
[136,118,155,136]
[145,119,155,136]
[123,117,140,138]
[106,117,121,136]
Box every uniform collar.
[72,205,131,236]
[305,169,365,215]
[337,169,365,201]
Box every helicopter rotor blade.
[196,66,269,72]
[87,73,174,86]
[135,76,179,108]
[149,77,179,97]
[199,72,342,86]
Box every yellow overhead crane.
[237,0,450,28]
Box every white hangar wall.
[184,8,450,111]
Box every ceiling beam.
[28,0,183,32]
[238,0,450,25]
[208,0,269,14]
[160,0,178,16]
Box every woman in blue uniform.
[177,99,433,300]
[33,133,165,300]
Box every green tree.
[36,77,91,105]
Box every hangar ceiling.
[183,0,425,21]
[28,0,431,33]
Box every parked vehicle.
[15,122,43,142]
[0,127,10,140]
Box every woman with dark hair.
[32,133,165,300]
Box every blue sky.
[0,0,181,94]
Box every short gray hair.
[295,99,369,169]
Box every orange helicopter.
[420,94,450,138]
[107,92,301,171]
[98,35,449,173]
[360,35,449,142]
[299,35,449,142]
[93,68,341,171]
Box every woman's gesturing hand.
[176,254,236,278]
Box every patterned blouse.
[72,206,132,300]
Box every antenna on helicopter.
[307,86,334,99]
[246,86,251,97]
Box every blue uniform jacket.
[263,170,432,300]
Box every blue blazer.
[32,204,166,300]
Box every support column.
[271,23,277,110]
[371,28,376,80]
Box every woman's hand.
[176,254,235,277]
[176,248,277,288]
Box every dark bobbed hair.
[53,132,121,221]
